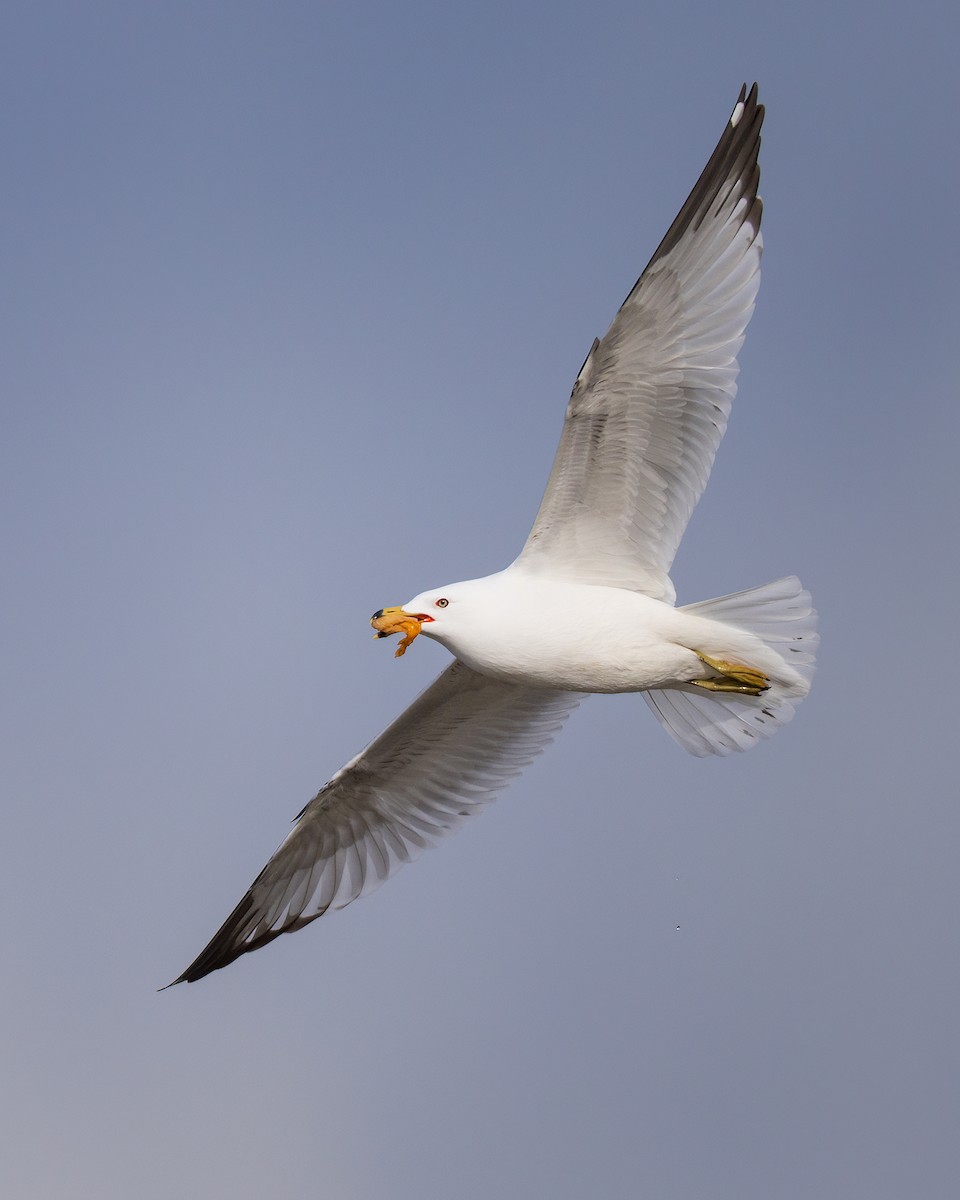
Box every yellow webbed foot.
[692,652,770,697]
[393,620,422,658]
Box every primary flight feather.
[171,84,817,985]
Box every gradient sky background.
[4,3,959,1198]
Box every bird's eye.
[436,597,449,608]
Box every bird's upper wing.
[513,85,764,604]
[171,661,579,983]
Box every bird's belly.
[452,609,704,694]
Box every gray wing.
[514,85,764,603]
[171,661,579,983]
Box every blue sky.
[3,3,959,1197]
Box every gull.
[170,84,817,985]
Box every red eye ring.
[436,597,449,608]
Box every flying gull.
[170,84,817,985]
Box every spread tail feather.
[644,576,818,757]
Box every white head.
[370,575,505,657]
[401,579,484,647]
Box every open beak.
[370,606,431,658]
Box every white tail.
[644,576,818,757]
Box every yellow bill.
[370,607,424,658]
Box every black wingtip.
[164,891,260,985]
[162,885,318,984]
[639,83,764,279]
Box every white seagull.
[171,84,817,984]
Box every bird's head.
[370,585,465,658]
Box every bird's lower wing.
[170,661,580,983]
[514,85,764,603]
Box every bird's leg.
[691,651,770,696]
[393,619,422,658]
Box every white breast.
[430,573,704,694]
